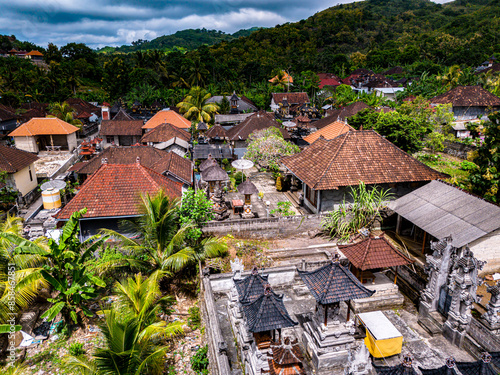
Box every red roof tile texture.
[100,119,144,136]
[226,111,290,141]
[281,130,445,190]
[150,151,193,185]
[140,122,190,143]
[272,92,310,105]
[338,235,413,271]
[55,163,182,220]
[0,145,39,173]
[431,85,500,107]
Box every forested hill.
[200,0,500,79]
[97,27,261,54]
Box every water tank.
[41,188,61,209]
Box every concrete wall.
[67,132,77,151]
[14,136,38,153]
[202,213,326,239]
[470,228,500,273]
[12,164,37,196]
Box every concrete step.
[418,317,443,336]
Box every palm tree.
[269,70,292,92]
[436,65,463,89]
[176,86,219,123]
[0,215,49,326]
[63,272,183,375]
[103,191,227,274]
[48,101,83,129]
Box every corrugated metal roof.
[390,180,500,248]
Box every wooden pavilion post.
[394,266,398,284]
[324,304,328,326]
[422,231,427,254]
[346,300,351,322]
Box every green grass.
[416,152,471,188]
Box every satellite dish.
[231,159,254,170]
[40,180,66,191]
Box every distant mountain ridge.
[97,27,262,54]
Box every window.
[106,136,114,144]
[305,185,317,207]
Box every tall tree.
[176,86,219,123]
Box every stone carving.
[443,247,485,346]
[482,281,500,327]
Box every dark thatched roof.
[237,180,259,195]
[201,165,229,182]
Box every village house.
[317,73,342,90]
[142,109,191,131]
[9,117,79,153]
[100,108,144,147]
[214,113,254,126]
[0,104,18,135]
[389,180,500,272]
[430,85,500,120]
[140,122,191,155]
[0,144,38,196]
[74,145,193,188]
[24,50,44,61]
[270,92,310,116]
[324,101,371,122]
[281,130,444,213]
[55,160,183,238]
[226,110,290,158]
[207,92,257,114]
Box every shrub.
[460,160,478,171]
[270,201,294,217]
[191,345,209,375]
[68,342,85,356]
[188,306,201,331]
[234,171,244,187]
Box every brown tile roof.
[338,234,413,271]
[140,122,190,143]
[77,146,173,175]
[281,130,445,190]
[112,108,134,121]
[325,101,370,122]
[67,161,88,173]
[226,111,290,141]
[100,119,144,136]
[270,339,304,365]
[150,151,193,185]
[0,104,16,121]
[431,85,500,107]
[272,92,310,105]
[206,124,228,138]
[143,110,191,129]
[9,118,79,136]
[55,162,182,220]
[65,98,100,116]
[382,66,404,75]
[0,145,39,173]
[303,121,353,144]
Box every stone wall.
[443,140,476,159]
[202,213,326,239]
[470,228,500,273]
[465,317,500,357]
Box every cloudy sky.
[0,0,451,49]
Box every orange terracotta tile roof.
[0,145,39,173]
[142,110,191,129]
[281,130,445,190]
[55,162,182,220]
[141,122,190,143]
[338,234,413,271]
[26,50,43,56]
[9,118,79,136]
[303,121,353,144]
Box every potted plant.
[258,191,264,200]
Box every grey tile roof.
[456,361,497,375]
[234,270,269,304]
[390,180,500,248]
[241,288,298,333]
[373,364,418,375]
[297,262,374,305]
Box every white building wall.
[12,164,37,196]
[13,136,38,153]
[470,228,500,273]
